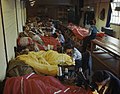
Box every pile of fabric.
[96,32,105,38]
[68,23,89,40]
[4,73,92,94]
[6,49,93,94]
[7,59,34,77]
[40,36,61,50]
[9,50,75,76]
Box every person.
[55,29,65,46]
[91,70,120,94]
[64,43,82,70]
[28,31,44,45]
[82,19,99,52]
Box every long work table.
[91,35,120,77]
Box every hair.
[92,70,110,83]
[64,43,74,52]
[55,29,61,34]
[45,27,53,32]
[52,33,58,38]
[23,26,26,31]
[89,19,96,25]
[18,32,28,38]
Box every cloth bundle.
[16,50,75,76]
[68,24,89,40]
[4,73,92,94]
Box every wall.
[26,0,76,18]
[80,0,109,28]
[0,0,26,81]
[21,0,26,26]
[0,4,7,81]
[94,1,120,39]
[1,0,18,61]
[16,0,23,32]
[95,2,109,31]
[82,0,120,39]
[35,0,72,5]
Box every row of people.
[16,17,65,54]
[15,16,120,94]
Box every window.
[110,0,120,24]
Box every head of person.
[52,33,58,39]
[56,29,62,35]
[18,32,28,38]
[64,43,74,56]
[44,27,52,36]
[89,19,96,25]
[46,21,52,27]
[28,31,36,38]
[23,25,30,35]
[92,70,110,88]
[17,37,35,52]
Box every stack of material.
[40,36,61,50]
[68,23,89,40]
[3,73,92,94]
[7,59,34,77]
[13,50,75,76]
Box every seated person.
[55,29,65,46]
[17,36,39,55]
[64,43,82,70]
[43,27,53,37]
[91,70,120,94]
[64,43,89,87]
[82,19,99,52]
[52,32,58,39]
[28,31,44,45]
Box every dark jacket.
[105,71,120,94]
[92,70,120,94]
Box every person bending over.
[91,70,120,94]
[64,43,82,70]
[82,19,99,52]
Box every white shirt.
[73,48,82,61]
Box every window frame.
[110,1,120,25]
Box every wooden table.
[91,35,120,77]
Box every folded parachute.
[16,50,75,76]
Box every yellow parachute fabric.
[16,50,75,76]
[40,50,75,65]
[16,53,57,76]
